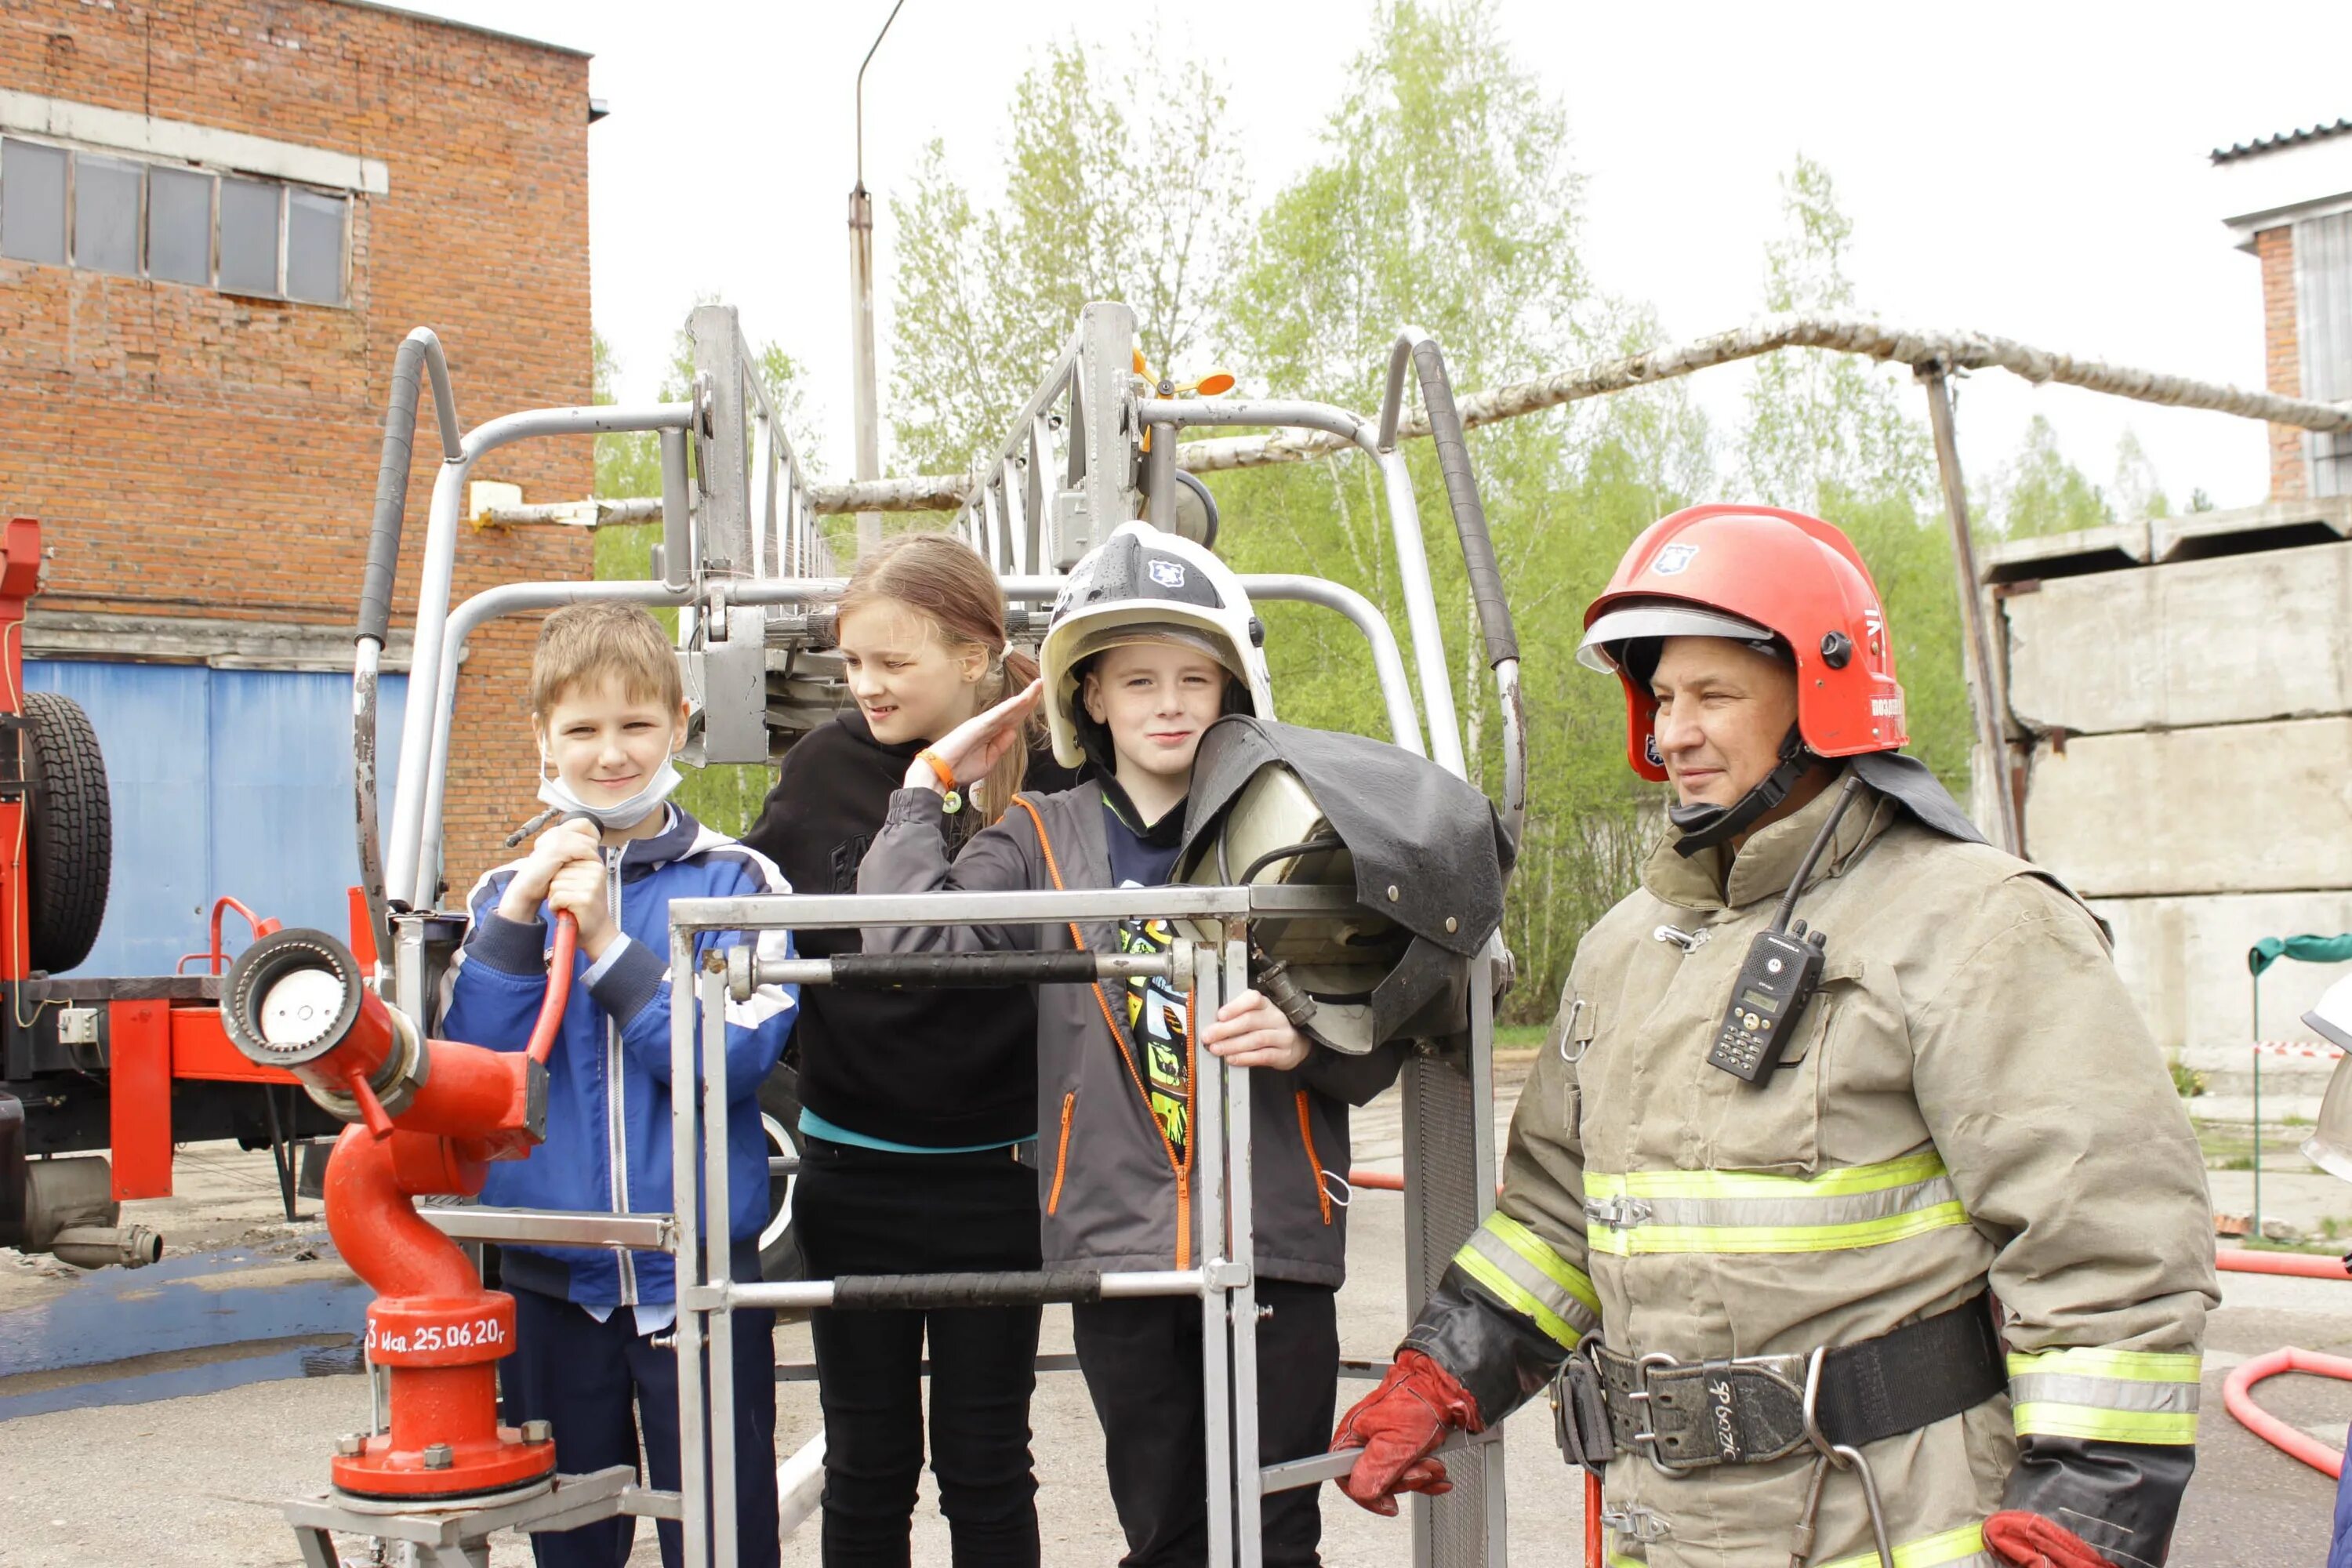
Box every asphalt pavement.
[0,1059,2341,1566]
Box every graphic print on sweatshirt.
[1115,880,1190,1163]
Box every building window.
[2299,210,2352,498]
[146,165,212,285]
[216,175,281,296]
[0,139,66,264]
[0,136,347,305]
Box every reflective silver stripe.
[1596,1174,1960,1232]
[1458,1213,1609,1354]
[2009,1374,2200,1417]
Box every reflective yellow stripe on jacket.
[1610,1523,1994,1568]
[1451,1211,1601,1351]
[1583,1147,1970,1256]
[2008,1347,2201,1444]
[1820,1523,1995,1568]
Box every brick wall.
[0,0,594,895]
[2258,224,2307,500]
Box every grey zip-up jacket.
[861,782,1405,1286]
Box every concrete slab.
[1978,517,2152,583]
[2024,717,2352,898]
[2000,539,2352,736]
[2093,890,2352,1055]
[2151,495,2352,563]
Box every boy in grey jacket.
[858,524,1403,1566]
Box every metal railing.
[342,301,1515,1568]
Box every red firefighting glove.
[1330,1350,1483,1517]
[1984,1511,2121,1568]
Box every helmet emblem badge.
[1149,559,1188,590]
[1643,732,1664,768]
[1651,543,1700,576]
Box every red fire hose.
[2224,1348,2352,1478]
[526,912,577,1065]
[2213,1247,2352,1480]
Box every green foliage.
[887,37,1249,474]
[592,332,663,499]
[874,4,1995,1019]
[1215,2,1712,1014]
[593,307,818,506]
[1740,158,1935,510]
[1733,157,1971,791]
[2110,427,2172,523]
[590,307,811,837]
[1991,415,2114,539]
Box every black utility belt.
[1555,1291,2005,1475]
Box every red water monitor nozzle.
[222,924,572,1502]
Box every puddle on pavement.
[0,1244,368,1420]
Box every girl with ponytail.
[742,532,1075,1566]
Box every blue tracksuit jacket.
[440,806,797,1309]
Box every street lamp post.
[848,0,906,561]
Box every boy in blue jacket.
[441,602,797,1568]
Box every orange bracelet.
[916,747,957,792]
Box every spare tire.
[23,691,111,974]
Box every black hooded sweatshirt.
[741,708,1077,1147]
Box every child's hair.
[529,601,684,718]
[838,532,1039,821]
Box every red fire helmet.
[1577,504,1907,782]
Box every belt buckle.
[1625,1350,1697,1476]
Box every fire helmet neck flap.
[1578,504,1909,855]
[1040,521,1274,771]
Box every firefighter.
[1330,504,2218,1568]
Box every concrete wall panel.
[2025,717,2352,897]
[2092,888,2352,1054]
[2002,542,2352,735]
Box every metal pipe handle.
[726,1267,1208,1312]
[833,1269,1109,1310]
[735,947,1184,999]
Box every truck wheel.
[23,691,111,974]
[757,1066,805,1286]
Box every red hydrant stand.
[222,918,578,1502]
[325,1122,554,1500]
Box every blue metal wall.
[22,662,408,977]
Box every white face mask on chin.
[536,757,684,833]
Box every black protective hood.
[1181,717,1515,1046]
[1846,750,1987,845]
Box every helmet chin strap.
[1668,724,1811,858]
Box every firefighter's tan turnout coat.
[1404,769,2217,1568]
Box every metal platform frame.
[329,301,1522,1566]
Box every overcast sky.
[425,0,2352,514]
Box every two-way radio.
[1706,775,1865,1084]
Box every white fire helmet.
[2303,974,2352,1184]
[1039,521,1274,770]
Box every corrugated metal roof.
[2213,119,2352,165]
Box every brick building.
[2213,117,2352,500]
[0,0,595,971]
